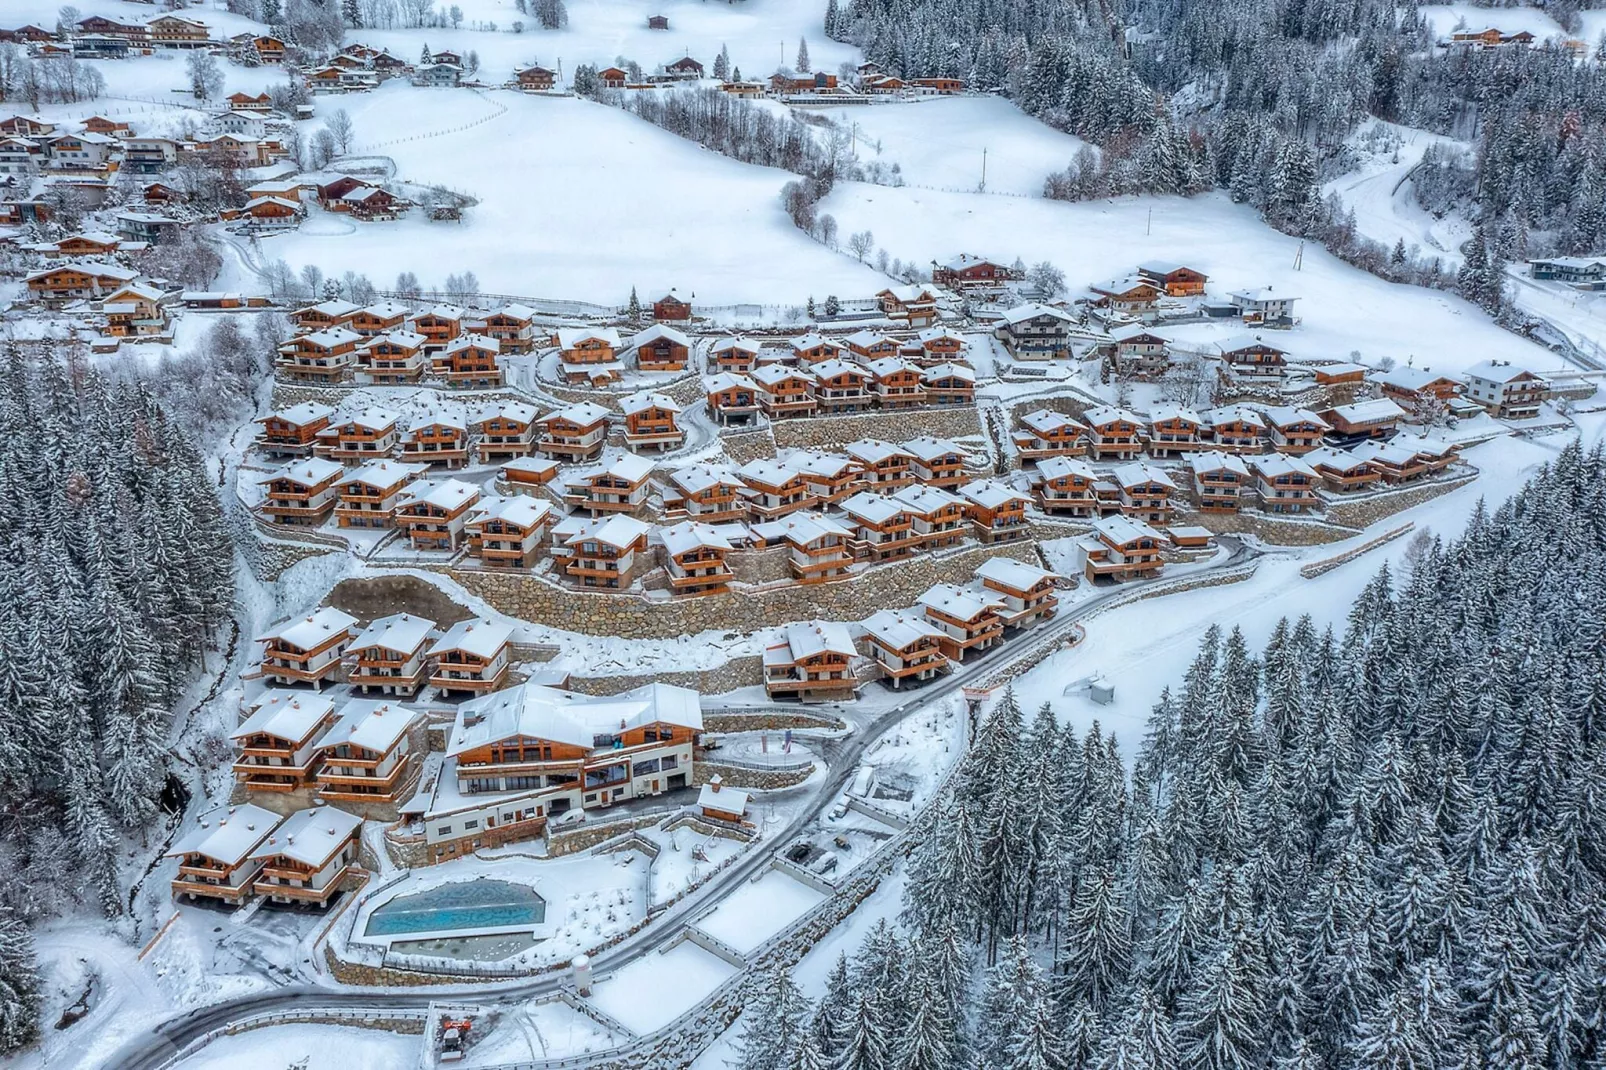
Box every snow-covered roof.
[790,332,840,352]
[586,451,656,484]
[1304,446,1373,472]
[1038,454,1095,481]
[706,372,758,393]
[1326,398,1406,424]
[260,457,344,487]
[500,455,559,477]
[299,326,363,349]
[1187,450,1250,476]
[243,195,300,212]
[841,492,908,525]
[923,362,976,383]
[324,405,399,432]
[418,303,466,320]
[26,260,137,282]
[361,299,411,319]
[918,582,1004,621]
[350,612,436,656]
[1250,453,1320,478]
[1136,260,1201,276]
[845,439,913,464]
[429,618,513,660]
[750,512,854,545]
[399,477,480,511]
[1216,332,1285,355]
[364,330,428,351]
[753,364,815,386]
[231,689,336,743]
[466,494,553,529]
[1348,440,1422,467]
[904,436,966,462]
[1000,302,1073,326]
[1109,322,1167,343]
[737,458,803,486]
[845,328,898,349]
[448,680,702,754]
[491,302,536,320]
[959,479,1030,509]
[1020,408,1084,434]
[260,401,334,427]
[1371,365,1456,391]
[257,606,357,650]
[631,323,691,348]
[917,326,966,344]
[1463,358,1545,384]
[1259,406,1330,429]
[1202,405,1266,429]
[249,806,363,868]
[620,390,682,416]
[557,326,621,349]
[1228,287,1296,305]
[661,520,733,557]
[880,283,935,303]
[1391,433,1456,457]
[319,698,418,755]
[1092,514,1163,545]
[891,483,964,513]
[1112,462,1177,490]
[562,513,651,549]
[861,609,942,649]
[867,356,922,378]
[546,400,611,426]
[1150,406,1203,426]
[407,406,466,432]
[1083,405,1141,427]
[168,804,282,867]
[780,620,856,660]
[442,332,500,355]
[667,463,741,494]
[811,358,865,381]
[473,400,541,426]
[344,459,427,488]
[711,336,758,353]
[698,778,750,816]
[975,556,1058,590]
[937,252,1004,271]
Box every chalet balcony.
[876,388,926,409]
[255,870,348,901]
[173,878,252,902]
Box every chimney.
[709,774,723,793]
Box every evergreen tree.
[0,906,40,1056]
[796,38,811,73]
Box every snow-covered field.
[171,1023,418,1069]
[1416,3,1571,40]
[693,869,825,954]
[587,939,738,1033]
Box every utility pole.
[1146,207,1151,236]
[1293,240,1304,271]
[979,147,987,193]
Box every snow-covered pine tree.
[0,905,40,1055]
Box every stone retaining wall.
[1325,472,1474,528]
[566,656,765,697]
[694,760,815,791]
[1170,506,1356,546]
[721,429,777,465]
[702,710,845,733]
[769,406,983,450]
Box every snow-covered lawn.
[460,998,625,1065]
[693,869,825,955]
[587,939,738,1033]
[1320,119,1471,264]
[171,1024,418,1070]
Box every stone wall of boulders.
[702,710,845,733]
[721,429,777,465]
[728,546,794,585]
[1324,472,1475,528]
[442,540,1043,639]
[545,812,669,858]
[694,760,815,791]
[1170,506,1356,546]
[566,656,765,697]
[769,406,984,450]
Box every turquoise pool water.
[366,879,546,937]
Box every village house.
[1217,334,1288,381]
[959,480,1033,543]
[1147,407,1205,457]
[1320,398,1407,441]
[841,492,922,562]
[293,299,360,333]
[256,606,358,688]
[918,583,1005,662]
[25,260,138,302]
[1249,453,1322,512]
[564,453,655,516]
[1136,262,1209,297]
[916,327,968,364]
[1033,454,1098,516]
[433,333,502,388]
[40,231,120,258]
[412,304,466,350]
[1088,276,1162,318]
[631,323,692,372]
[428,618,513,697]
[279,327,362,383]
[846,440,918,489]
[334,460,427,529]
[101,283,171,338]
[401,411,473,469]
[1304,446,1382,493]
[1079,515,1165,583]
[660,521,736,596]
[1228,288,1298,327]
[115,211,180,245]
[342,185,405,221]
[415,62,463,87]
[499,456,561,490]
[43,130,116,171]
[314,407,401,462]
[536,401,610,463]
[1187,451,1252,512]
[240,194,303,227]
[256,457,344,526]
[599,67,629,88]
[249,807,363,908]
[653,292,693,321]
[1013,409,1086,463]
[893,483,969,548]
[876,284,940,326]
[737,458,813,520]
[791,332,848,368]
[662,465,747,524]
[809,358,873,414]
[147,14,211,47]
[751,512,856,584]
[390,477,478,551]
[167,804,283,906]
[976,557,1060,630]
[764,620,860,701]
[933,253,1011,290]
[1349,434,1457,484]
[1529,255,1606,287]
[346,614,437,697]
[556,327,624,384]
[357,330,428,384]
[0,136,38,178]
[753,365,820,420]
[516,65,557,91]
[842,330,900,363]
[1462,359,1549,419]
[429,681,703,858]
[1108,323,1171,377]
[868,357,927,408]
[791,452,865,507]
[996,303,1076,360]
[555,514,652,589]
[256,402,335,457]
[711,336,760,372]
[905,437,971,490]
[1260,406,1330,453]
[861,610,947,688]
[480,304,538,352]
[619,391,684,452]
[705,372,761,426]
[924,362,977,407]
[464,495,555,570]
[1202,406,1266,453]
[1084,405,1145,461]
[313,698,419,802]
[229,693,338,794]
[1113,462,1177,524]
[1371,365,1465,407]
[466,401,538,464]
[0,115,54,138]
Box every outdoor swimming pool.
[365,878,547,938]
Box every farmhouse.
[1088,276,1161,316]
[229,694,338,793]
[1136,261,1208,296]
[933,253,1011,289]
[516,65,557,91]
[25,260,138,302]
[996,303,1075,360]
[653,292,693,321]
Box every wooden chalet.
[255,607,358,688]
[230,693,338,793]
[620,391,685,451]
[555,514,652,589]
[357,330,428,384]
[764,621,860,701]
[346,614,437,696]
[99,282,168,338]
[1079,515,1165,583]
[843,330,901,363]
[396,478,481,551]
[1108,323,1170,377]
[348,299,410,336]
[25,260,138,302]
[905,437,970,490]
[632,324,692,372]
[335,460,427,528]
[789,452,863,508]
[599,67,629,88]
[753,365,819,420]
[1304,446,1382,493]
[1248,453,1321,514]
[50,231,122,257]
[653,292,692,321]
[249,807,363,908]
[536,401,610,462]
[278,327,362,383]
[147,14,211,47]
[1013,409,1086,463]
[168,804,283,906]
[861,610,947,688]
[1372,366,1464,406]
[975,557,1059,630]
[424,618,513,698]
[1217,334,1287,381]
[810,359,873,414]
[911,76,963,94]
[1349,436,1455,485]
[342,185,405,221]
[791,333,848,368]
[464,495,555,570]
[1083,406,1144,461]
[256,402,335,457]
[1320,398,1406,440]
[893,483,969,548]
[662,464,747,524]
[472,401,541,463]
[564,453,655,516]
[257,458,344,526]
[711,336,760,372]
[868,357,926,408]
[556,327,624,385]
[1136,261,1208,297]
[241,194,302,225]
[738,459,813,520]
[841,492,922,562]
[500,456,561,489]
[997,303,1075,360]
[924,362,976,407]
[705,373,761,426]
[960,480,1032,543]
[916,327,968,365]
[433,333,502,388]
[413,304,465,350]
[1187,451,1251,513]
[660,521,735,596]
[314,407,401,462]
[481,304,537,352]
[918,583,1005,662]
[1202,407,1266,453]
[1260,407,1330,454]
[314,699,419,802]
[516,65,557,91]
[399,411,472,469]
[1147,407,1205,458]
[933,253,1011,290]
[1088,276,1161,316]
[750,512,854,584]
[1112,462,1176,525]
[845,439,917,489]
[876,285,939,326]
[1035,455,1098,516]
